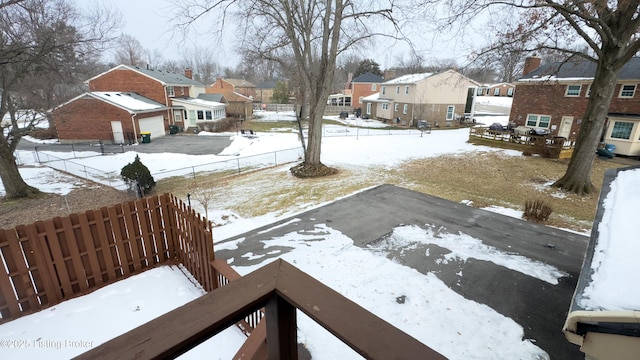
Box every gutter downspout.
[131,113,138,144]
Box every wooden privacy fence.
[0,193,217,324]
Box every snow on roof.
[577,167,640,311]
[171,97,226,108]
[91,92,167,112]
[383,72,433,84]
[362,92,380,101]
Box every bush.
[522,199,553,223]
[121,155,155,197]
[196,118,236,132]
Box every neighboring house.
[255,80,277,104]
[86,64,207,129]
[52,92,169,143]
[476,83,515,97]
[351,72,384,109]
[510,56,640,156]
[204,88,253,120]
[362,70,479,127]
[209,78,257,100]
[170,97,227,131]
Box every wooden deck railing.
[76,260,447,360]
[469,127,576,159]
[0,193,214,323]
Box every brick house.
[52,92,169,143]
[362,70,479,127]
[351,72,384,110]
[209,78,257,100]
[81,65,229,134]
[510,56,640,156]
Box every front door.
[111,121,124,143]
[558,116,573,138]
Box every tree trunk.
[553,57,619,195]
[0,144,40,199]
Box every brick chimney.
[383,69,396,81]
[184,68,193,79]
[523,56,541,76]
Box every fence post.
[34,146,40,163]
[237,158,241,173]
[100,140,104,155]
[274,151,278,166]
[72,142,76,158]
[84,165,88,179]
[192,167,196,178]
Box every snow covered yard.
[0,106,608,359]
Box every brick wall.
[352,83,378,108]
[88,69,168,105]
[509,82,640,137]
[53,97,167,142]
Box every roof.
[205,88,253,102]
[56,92,168,113]
[221,78,256,88]
[382,72,434,85]
[256,80,278,89]
[361,92,390,103]
[170,97,226,109]
[352,72,384,83]
[87,64,205,87]
[197,93,226,103]
[519,57,640,81]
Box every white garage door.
[138,116,166,139]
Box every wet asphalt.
[216,185,588,359]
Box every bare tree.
[189,181,216,219]
[0,0,119,199]
[113,34,146,67]
[173,0,402,177]
[432,1,640,195]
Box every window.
[587,84,592,97]
[405,86,409,95]
[476,88,483,96]
[205,110,212,120]
[167,86,175,97]
[493,88,500,96]
[610,121,634,139]
[446,106,455,120]
[396,86,400,94]
[184,110,188,119]
[371,84,377,91]
[381,86,386,95]
[366,103,372,115]
[394,103,399,112]
[358,96,363,105]
[403,104,408,114]
[507,88,514,97]
[197,110,204,120]
[565,85,581,97]
[619,84,636,98]
[382,103,388,110]
[526,114,551,128]
[174,111,182,122]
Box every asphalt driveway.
[17,132,234,156]
[216,184,588,359]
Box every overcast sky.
[92,0,482,70]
